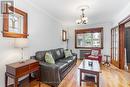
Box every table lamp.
[14,38,29,63]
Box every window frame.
[3,5,28,38]
[75,27,103,49]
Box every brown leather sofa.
[31,48,77,87]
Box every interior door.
[125,27,130,64]
[111,27,119,68]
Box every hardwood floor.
[30,60,130,87]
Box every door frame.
[119,15,130,69]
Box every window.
[75,27,103,49]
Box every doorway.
[125,22,130,72]
[118,15,130,70]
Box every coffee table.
[78,59,101,87]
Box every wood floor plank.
[30,60,130,87]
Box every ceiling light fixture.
[76,8,88,24]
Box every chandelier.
[76,8,88,24]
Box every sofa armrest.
[39,62,61,86]
[98,54,102,63]
[72,53,77,58]
[84,53,91,58]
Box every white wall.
[0,0,64,86]
[64,22,112,60]
[113,2,130,26]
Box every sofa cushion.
[48,49,57,61]
[55,62,68,72]
[58,56,76,65]
[58,58,73,64]
[35,51,46,61]
[45,52,55,64]
[55,49,63,59]
[58,48,65,58]
[49,48,65,61]
[64,49,72,58]
[56,50,61,56]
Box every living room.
[1,0,130,87]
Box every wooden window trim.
[75,27,103,49]
[3,5,28,38]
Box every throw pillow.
[91,50,99,56]
[64,49,72,58]
[45,52,55,64]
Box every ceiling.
[31,0,130,25]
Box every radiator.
[80,50,91,60]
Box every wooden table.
[78,59,101,87]
[5,59,40,87]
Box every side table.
[5,59,40,87]
[103,55,110,66]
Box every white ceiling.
[31,0,130,25]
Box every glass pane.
[111,27,119,61]
[77,32,101,48]
[84,33,93,47]
[92,33,101,47]
[77,34,84,47]
[9,13,23,34]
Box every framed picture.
[3,5,28,38]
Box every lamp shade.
[14,38,29,48]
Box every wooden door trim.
[118,15,130,69]
[119,24,125,69]
[119,15,130,24]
